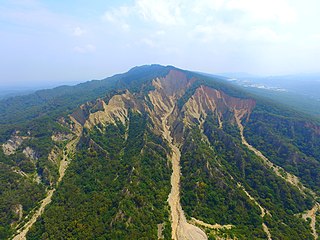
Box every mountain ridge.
[0,65,319,239]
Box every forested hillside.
[0,65,319,239]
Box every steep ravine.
[234,109,308,195]
[12,136,80,240]
[162,100,208,240]
[234,109,319,240]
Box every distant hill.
[208,73,320,119]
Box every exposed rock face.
[2,135,29,155]
[146,70,194,135]
[72,70,255,140]
[154,69,194,98]
[12,204,23,224]
[12,119,82,240]
[182,85,256,128]
[65,69,258,240]
[7,66,319,240]
[84,91,140,129]
[48,146,61,166]
[144,71,256,240]
[23,147,37,161]
[51,133,73,142]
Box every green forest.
[0,65,319,239]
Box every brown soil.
[302,203,319,240]
[163,100,207,240]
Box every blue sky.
[1,0,320,86]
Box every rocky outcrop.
[51,133,73,142]
[48,146,61,166]
[146,70,194,135]
[22,147,37,161]
[2,135,29,156]
[154,69,195,98]
[11,204,23,226]
[84,91,140,129]
[145,70,258,240]
[13,130,81,240]
[182,85,256,128]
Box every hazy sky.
[1,0,320,86]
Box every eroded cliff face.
[146,71,256,143]
[2,134,30,156]
[68,91,141,131]
[145,70,256,240]
[182,85,255,129]
[71,69,256,240]
[71,69,256,144]
[145,70,195,135]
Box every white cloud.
[226,0,296,24]
[156,30,166,36]
[73,44,96,53]
[102,6,131,30]
[192,0,225,14]
[72,26,85,36]
[101,0,296,43]
[102,0,185,27]
[141,38,156,47]
[135,0,184,25]
[192,23,286,44]
[248,27,286,42]
[311,34,320,40]
[0,0,77,35]
[192,25,212,42]
[193,22,238,43]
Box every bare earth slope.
[162,102,207,240]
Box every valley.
[162,100,207,240]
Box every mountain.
[1,65,320,239]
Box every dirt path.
[190,218,232,230]
[237,183,270,218]
[237,183,272,240]
[234,110,276,239]
[234,110,307,195]
[234,110,320,240]
[12,189,55,240]
[302,203,319,240]
[262,223,272,240]
[12,137,79,240]
[163,103,207,240]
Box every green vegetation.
[28,112,172,239]
[0,64,171,127]
[316,211,320,240]
[245,102,320,194]
[243,85,320,119]
[179,113,313,239]
[0,161,45,239]
[0,65,319,239]
[180,128,265,239]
